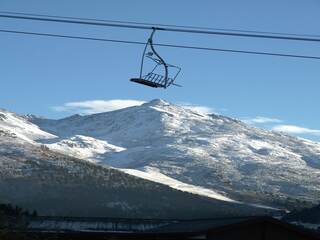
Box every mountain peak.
[22,114,47,121]
[143,99,170,107]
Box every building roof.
[26,216,319,239]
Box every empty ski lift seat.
[130,73,174,88]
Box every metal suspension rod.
[148,28,169,88]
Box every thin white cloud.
[243,116,283,125]
[272,125,320,135]
[52,99,145,114]
[183,105,214,114]
[179,103,215,114]
[53,99,216,115]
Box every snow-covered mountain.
[1,99,320,216]
[27,99,320,211]
[0,107,270,218]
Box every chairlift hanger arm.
[148,28,169,87]
[130,28,181,89]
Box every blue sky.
[1,0,320,141]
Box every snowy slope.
[30,99,320,210]
[46,135,125,163]
[122,166,236,202]
[0,109,56,142]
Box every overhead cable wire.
[1,10,320,39]
[1,29,320,60]
[1,13,320,43]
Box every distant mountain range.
[0,99,319,218]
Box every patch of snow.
[122,167,238,203]
[290,221,320,230]
[46,135,125,162]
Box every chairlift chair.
[130,28,181,89]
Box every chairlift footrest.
[130,78,165,88]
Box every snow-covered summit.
[142,98,170,106]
